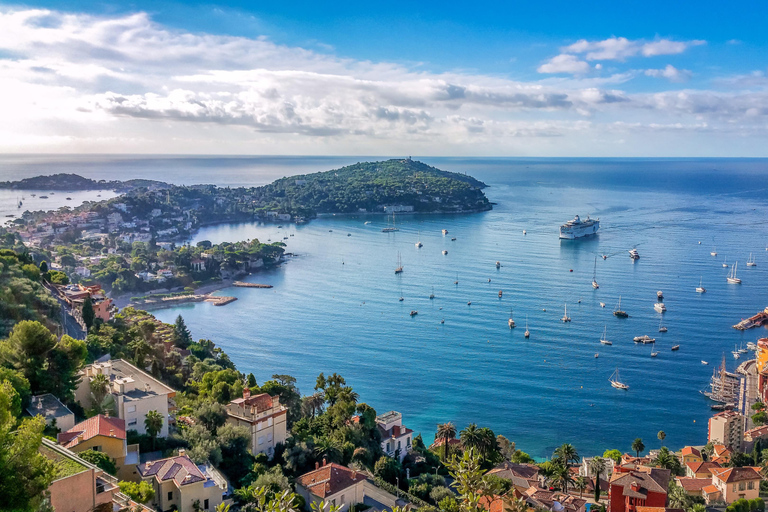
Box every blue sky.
[0,0,767,155]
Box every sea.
[2,155,768,459]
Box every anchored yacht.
[559,215,600,239]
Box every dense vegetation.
[0,173,168,192]
[0,249,60,337]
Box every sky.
[0,1,767,156]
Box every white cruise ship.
[559,215,599,239]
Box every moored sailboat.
[696,277,706,293]
[592,257,599,289]
[609,368,629,390]
[747,253,756,267]
[524,315,530,338]
[561,303,571,322]
[613,296,628,318]
[508,310,515,329]
[600,325,612,345]
[726,262,741,284]
[394,252,403,274]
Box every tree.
[728,451,753,468]
[78,450,117,475]
[752,411,768,426]
[460,424,481,454]
[194,401,228,434]
[374,456,400,484]
[173,315,192,349]
[554,443,579,466]
[550,463,574,493]
[0,380,56,510]
[496,435,516,461]
[632,438,645,458]
[39,261,48,274]
[657,430,666,448]
[603,449,622,464]
[437,422,458,461]
[82,295,95,332]
[575,476,588,498]
[144,410,163,449]
[118,481,155,503]
[446,448,487,512]
[653,447,682,475]
[0,320,57,393]
[589,457,606,502]
[667,482,692,510]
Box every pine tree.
[173,315,192,349]
[82,295,95,332]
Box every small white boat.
[442,229,449,235]
[415,230,423,248]
[696,277,706,293]
[651,345,659,357]
[722,256,728,268]
[508,309,515,329]
[523,230,527,235]
[633,335,656,344]
[747,253,756,267]
[657,290,664,300]
[451,237,457,241]
[592,257,599,289]
[467,301,472,306]
[654,302,666,313]
[609,368,629,390]
[747,342,757,351]
[395,252,404,274]
[442,250,448,255]
[595,353,599,358]
[399,296,404,302]
[429,287,435,300]
[711,247,717,256]
[600,326,612,345]
[738,343,748,354]
[600,302,606,308]
[629,248,639,260]
[727,262,741,284]
[702,360,709,365]
[671,345,680,351]
[524,315,530,338]
[658,318,667,333]
[410,310,418,316]
[561,303,571,322]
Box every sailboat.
[722,256,728,268]
[524,315,530,338]
[651,345,659,357]
[747,253,756,267]
[609,368,629,390]
[561,303,571,322]
[658,318,667,333]
[613,296,628,318]
[415,230,423,248]
[726,262,741,284]
[508,310,516,329]
[382,213,399,232]
[600,325,612,345]
[592,257,599,289]
[394,252,403,274]
[429,287,435,300]
[711,247,718,256]
[454,273,459,285]
[696,277,706,293]
[732,345,740,359]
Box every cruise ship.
[559,215,600,239]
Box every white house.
[225,389,287,458]
[75,359,175,438]
[376,411,413,462]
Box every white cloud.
[537,54,590,74]
[0,8,764,156]
[561,36,705,61]
[644,65,692,82]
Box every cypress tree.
[173,315,192,349]
[81,295,95,331]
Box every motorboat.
[654,303,666,313]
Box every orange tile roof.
[676,478,711,493]
[296,463,366,498]
[57,414,126,448]
[702,485,720,495]
[681,447,701,457]
[710,467,762,484]
[685,461,721,475]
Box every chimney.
[109,429,115,437]
[352,470,357,479]
[105,411,109,418]
[179,448,186,456]
[315,462,320,470]
[323,458,327,467]
[243,388,251,399]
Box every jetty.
[733,307,768,330]
[210,296,237,306]
[233,281,273,288]
[132,293,237,309]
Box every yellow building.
[680,446,702,464]
[226,389,287,458]
[710,467,762,504]
[57,414,140,481]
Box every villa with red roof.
[609,468,671,512]
[225,388,287,458]
[680,447,702,464]
[57,414,140,480]
[137,451,227,512]
[710,467,762,504]
[296,461,401,512]
[376,411,413,462]
[685,461,721,479]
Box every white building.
[76,359,175,438]
[225,389,287,458]
[376,411,413,462]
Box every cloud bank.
[0,9,766,155]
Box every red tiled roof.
[681,447,701,457]
[676,478,711,493]
[712,444,732,457]
[745,426,768,439]
[139,455,206,486]
[430,438,462,448]
[296,463,365,498]
[610,469,671,495]
[710,467,762,484]
[685,461,721,475]
[57,414,126,448]
[702,485,720,495]
[230,392,274,412]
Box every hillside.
[0,173,169,192]
[259,158,491,215]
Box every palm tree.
[303,392,325,418]
[478,427,498,461]
[574,476,588,498]
[89,374,110,410]
[554,443,579,466]
[653,447,677,471]
[436,422,457,461]
[144,410,164,450]
[589,457,606,502]
[657,430,666,448]
[313,438,342,463]
[690,504,706,512]
[667,482,691,510]
[631,438,645,458]
[460,423,481,453]
[550,463,574,493]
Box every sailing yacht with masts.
[696,277,706,293]
[394,252,403,274]
[722,256,728,268]
[415,230,423,248]
[609,368,629,390]
[614,296,628,318]
[701,356,739,404]
[592,257,599,289]
[382,213,399,232]
[524,315,530,338]
[508,310,516,329]
[727,262,741,284]
[561,303,571,322]
[747,253,756,266]
[600,325,612,345]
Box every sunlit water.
[3,155,768,457]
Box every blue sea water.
[3,155,768,458]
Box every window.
[127,405,136,413]
[204,499,209,510]
[267,433,273,443]
[397,440,401,450]
[168,491,173,501]
[733,484,737,492]
[93,445,101,452]
[341,495,345,504]
[258,436,265,445]
[128,418,138,426]
[268,417,273,427]
[748,481,755,490]
[739,482,746,491]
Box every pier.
[233,281,273,288]
[733,307,768,330]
